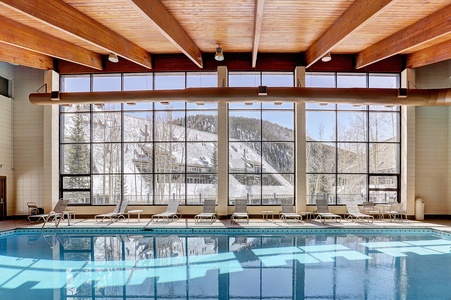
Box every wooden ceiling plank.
[305,0,395,68]
[0,16,102,70]
[252,0,265,68]
[356,4,451,69]
[126,0,203,68]
[407,39,451,69]
[0,0,152,68]
[0,43,53,70]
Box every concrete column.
[217,66,229,217]
[294,66,306,212]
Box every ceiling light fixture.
[321,52,332,62]
[108,53,119,63]
[214,45,224,61]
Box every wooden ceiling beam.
[127,0,203,68]
[356,4,451,69]
[0,43,53,70]
[252,0,265,68]
[407,39,451,69]
[0,0,152,69]
[0,16,102,70]
[305,0,395,68]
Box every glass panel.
[186,102,218,109]
[62,176,90,189]
[154,142,185,173]
[154,102,185,110]
[337,143,367,173]
[369,73,399,88]
[123,143,153,173]
[337,174,367,204]
[306,174,336,204]
[369,112,400,142]
[229,174,261,205]
[154,111,185,141]
[61,144,90,174]
[229,142,261,173]
[123,73,153,90]
[187,142,217,173]
[369,143,400,173]
[261,102,294,109]
[337,111,367,142]
[262,175,294,205]
[61,103,91,113]
[62,191,90,204]
[123,102,153,110]
[262,72,293,87]
[186,72,217,87]
[369,190,397,203]
[262,110,294,141]
[262,142,294,173]
[154,72,185,90]
[92,175,122,204]
[336,104,367,110]
[123,174,153,204]
[92,112,122,142]
[229,72,260,87]
[123,112,153,142]
[368,105,400,111]
[154,174,185,204]
[92,144,122,173]
[337,73,367,88]
[93,102,121,111]
[305,103,336,110]
[61,75,90,92]
[61,113,90,143]
[186,111,218,138]
[369,175,397,189]
[229,111,261,140]
[306,142,336,173]
[92,74,121,91]
[306,72,336,88]
[186,175,217,205]
[306,111,336,141]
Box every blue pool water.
[0,228,451,299]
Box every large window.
[228,72,295,205]
[60,73,218,205]
[306,73,400,204]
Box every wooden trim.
[407,39,451,69]
[356,4,451,69]
[305,0,395,68]
[0,16,102,70]
[0,43,54,70]
[252,0,265,68]
[127,0,202,68]
[0,0,152,68]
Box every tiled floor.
[3,216,451,232]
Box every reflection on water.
[0,230,451,299]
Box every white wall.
[415,60,451,215]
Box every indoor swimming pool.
[1,228,451,299]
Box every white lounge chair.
[362,201,382,219]
[151,200,181,222]
[280,199,302,222]
[194,199,217,224]
[386,202,407,222]
[95,200,129,222]
[29,199,70,228]
[231,199,249,224]
[315,199,341,223]
[345,201,373,223]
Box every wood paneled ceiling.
[0,0,450,73]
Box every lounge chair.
[29,199,70,228]
[194,199,217,224]
[345,201,373,223]
[151,200,181,222]
[315,199,341,223]
[231,199,249,224]
[386,202,407,222]
[279,199,302,222]
[362,201,382,219]
[95,200,129,222]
